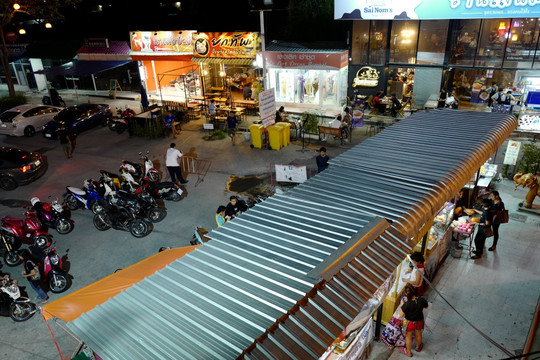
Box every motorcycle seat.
[1,216,25,228]
[122,160,139,168]
[154,182,175,189]
[67,186,86,196]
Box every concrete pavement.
[0,90,538,359]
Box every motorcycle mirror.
[139,151,143,155]
[146,150,150,155]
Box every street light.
[13,3,20,10]
[45,22,52,28]
[18,28,26,35]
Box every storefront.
[340,0,540,108]
[191,32,260,102]
[265,42,349,110]
[130,30,201,103]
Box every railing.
[180,156,212,187]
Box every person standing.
[487,82,498,107]
[489,190,506,251]
[208,99,216,120]
[226,111,238,145]
[401,252,426,296]
[316,147,329,173]
[471,198,493,259]
[437,88,447,108]
[165,143,188,185]
[57,127,72,159]
[18,250,49,304]
[399,286,428,357]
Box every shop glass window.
[449,19,481,66]
[535,50,540,69]
[475,18,509,67]
[351,21,369,64]
[417,20,448,65]
[504,18,539,69]
[322,70,339,106]
[389,20,419,64]
[369,20,388,65]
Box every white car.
[0,104,63,137]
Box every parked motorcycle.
[120,151,160,182]
[0,277,36,322]
[31,245,70,293]
[93,205,152,238]
[0,210,52,249]
[64,179,108,214]
[30,197,73,235]
[108,107,134,134]
[139,176,183,202]
[0,232,20,267]
[41,88,66,107]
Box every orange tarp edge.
[42,246,201,322]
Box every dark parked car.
[0,147,48,190]
[42,104,112,139]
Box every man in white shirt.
[166,143,187,184]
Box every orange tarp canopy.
[42,246,200,322]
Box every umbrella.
[140,85,149,111]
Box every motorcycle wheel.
[33,235,51,249]
[90,199,108,214]
[108,121,116,131]
[10,302,34,322]
[146,207,166,223]
[65,194,79,210]
[116,124,127,134]
[93,213,111,231]
[168,191,182,202]
[55,218,73,234]
[130,219,152,238]
[148,172,161,182]
[49,273,71,293]
[3,252,22,267]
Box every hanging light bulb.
[19,28,26,35]
[13,3,20,10]
[45,22,52,29]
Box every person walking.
[489,190,506,251]
[316,147,330,173]
[18,250,49,304]
[57,127,72,159]
[165,143,188,185]
[399,286,428,357]
[471,198,493,259]
[226,111,238,145]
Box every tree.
[0,0,79,96]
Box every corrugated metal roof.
[192,57,255,66]
[66,110,517,360]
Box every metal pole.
[91,74,97,93]
[259,10,268,90]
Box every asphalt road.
[0,94,330,359]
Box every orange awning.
[42,246,200,322]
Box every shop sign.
[266,51,348,69]
[352,67,380,88]
[335,0,540,20]
[259,88,276,128]
[470,75,488,103]
[84,38,109,48]
[338,320,373,360]
[503,140,521,166]
[130,31,195,53]
[192,32,258,58]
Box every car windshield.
[0,111,19,123]
[55,108,79,123]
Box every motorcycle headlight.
[50,254,60,266]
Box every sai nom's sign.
[352,67,380,88]
[335,0,540,20]
[266,51,348,69]
[192,32,258,58]
[130,31,195,53]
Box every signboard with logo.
[352,67,380,88]
[259,88,276,128]
[503,140,521,165]
[335,0,540,20]
[130,31,195,53]
[192,32,258,58]
[266,51,348,69]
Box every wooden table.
[209,87,225,92]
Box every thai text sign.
[266,51,348,69]
[193,32,258,58]
[259,89,276,128]
[335,0,540,20]
[130,31,195,53]
[503,140,521,165]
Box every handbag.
[498,209,509,224]
[484,226,494,238]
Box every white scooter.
[119,151,160,182]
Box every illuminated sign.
[352,67,380,87]
[130,31,195,54]
[266,51,348,69]
[192,32,258,58]
[335,0,540,20]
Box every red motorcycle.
[0,210,52,249]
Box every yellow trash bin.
[275,122,291,147]
[248,124,264,149]
[267,124,284,150]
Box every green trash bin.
[267,124,284,150]
[275,122,291,147]
[249,124,264,149]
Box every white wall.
[29,58,49,92]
